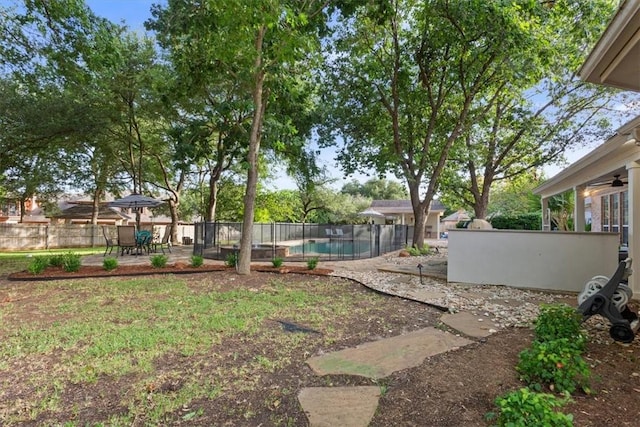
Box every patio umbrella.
[358,208,385,223]
[108,194,164,228]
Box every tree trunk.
[237,26,267,275]
[169,199,180,244]
[408,184,432,249]
[91,187,102,225]
[19,198,26,223]
[206,175,218,222]
[473,188,491,220]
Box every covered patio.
[535,0,640,297]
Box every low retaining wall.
[448,229,620,293]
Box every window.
[601,191,629,244]
[612,193,619,234]
[622,191,629,245]
[602,195,609,232]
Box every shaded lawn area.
[0,271,438,425]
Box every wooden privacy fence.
[0,224,195,251]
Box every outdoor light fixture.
[417,263,424,286]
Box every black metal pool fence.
[193,222,410,261]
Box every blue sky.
[85,0,162,32]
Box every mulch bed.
[7,264,334,281]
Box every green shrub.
[190,255,204,268]
[272,257,284,268]
[306,257,319,270]
[151,254,168,268]
[406,244,430,256]
[517,338,591,394]
[535,304,585,348]
[27,256,50,275]
[49,254,65,267]
[62,252,82,272]
[486,387,573,426]
[490,213,541,230]
[103,257,118,271]
[225,252,238,268]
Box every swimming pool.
[288,240,371,256]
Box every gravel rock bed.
[332,249,576,329]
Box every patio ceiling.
[533,116,640,198]
[580,0,640,92]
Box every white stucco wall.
[448,229,620,293]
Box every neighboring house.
[440,209,471,232]
[368,199,446,238]
[48,202,131,225]
[0,196,44,223]
[533,0,640,294]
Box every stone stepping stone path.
[440,311,499,338]
[297,386,380,427]
[299,327,473,425]
[307,327,472,378]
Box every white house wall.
[448,229,619,293]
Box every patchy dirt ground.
[1,269,639,426]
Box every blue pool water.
[288,240,370,256]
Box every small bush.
[535,303,586,348]
[27,256,50,275]
[486,387,573,426]
[406,244,430,256]
[62,252,82,272]
[225,252,238,268]
[49,254,65,267]
[306,257,319,270]
[103,257,118,271]
[406,245,420,256]
[151,254,168,268]
[272,257,284,268]
[190,255,204,268]
[517,338,591,394]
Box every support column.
[626,162,640,298]
[541,197,550,231]
[574,185,586,232]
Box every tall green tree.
[149,0,331,274]
[0,1,122,222]
[322,0,602,247]
[341,178,407,200]
[441,0,624,220]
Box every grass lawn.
[0,271,423,425]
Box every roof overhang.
[580,0,640,92]
[533,116,640,198]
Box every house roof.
[441,210,471,222]
[49,205,130,220]
[370,199,446,214]
[580,0,640,92]
[533,115,640,198]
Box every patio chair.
[102,226,115,257]
[117,225,137,256]
[154,226,172,254]
[136,230,153,255]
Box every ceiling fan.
[589,174,627,188]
